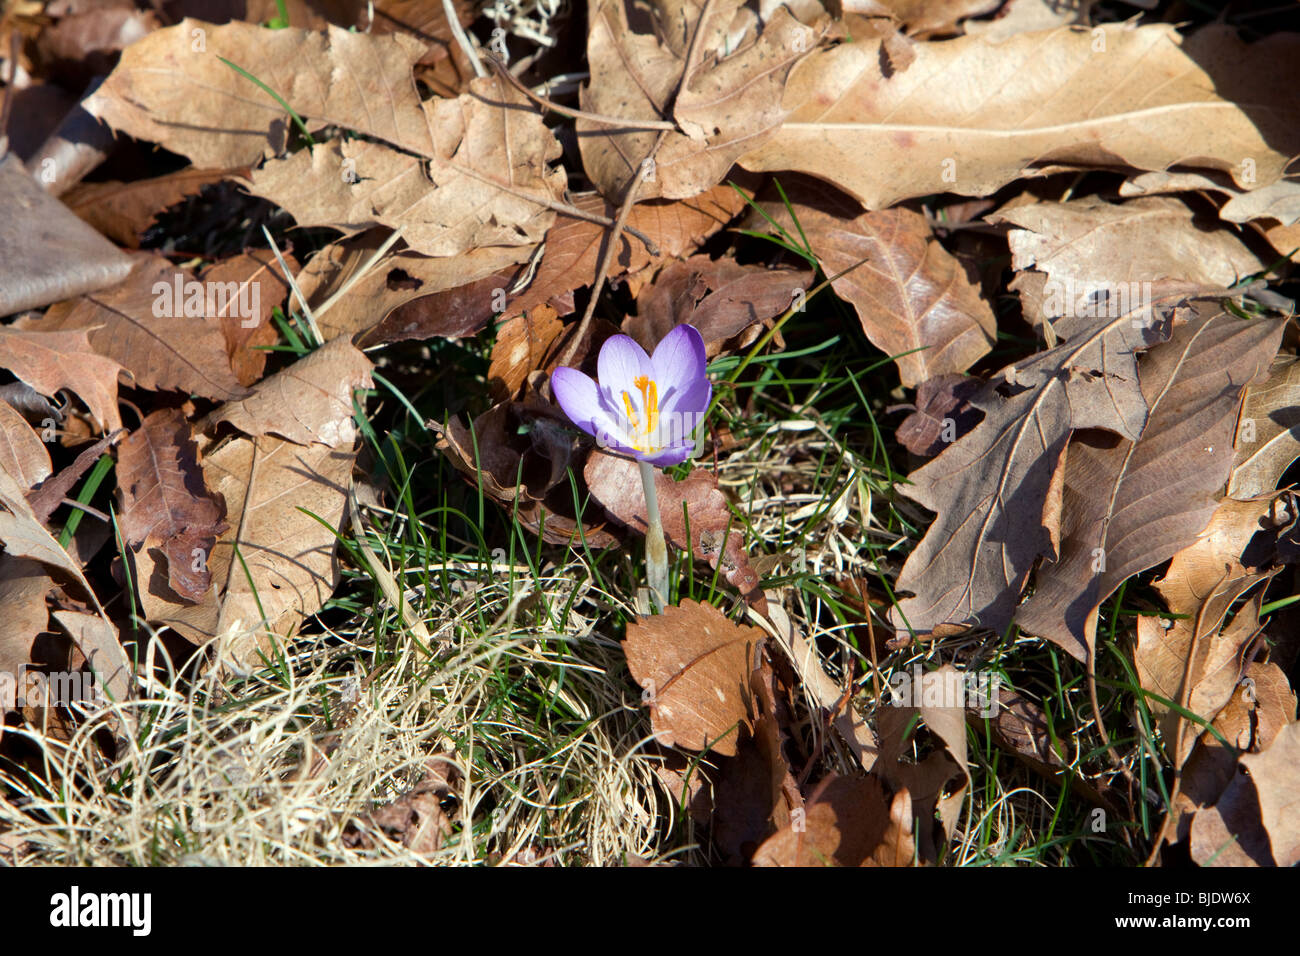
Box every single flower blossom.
[551,324,711,467]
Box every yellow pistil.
[621,375,661,452]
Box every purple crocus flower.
[551,324,711,467]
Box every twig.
[444,0,487,79]
[486,55,675,130]
[555,128,668,370]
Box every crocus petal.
[553,366,635,447]
[597,335,655,397]
[641,442,696,468]
[551,367,601,438]
[650,324,707,407]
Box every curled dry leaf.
[202,251,297,387]
[1016,308,1286,662]
[584,450,766,610]
[116,409,227,604]
[893,373,982,457]
[137,433,357,668]
[0,468,133,704]
[295,234,532,345]
[489,307,565,401]
[0,557,53,717]
[1229,357,1300,499]
[25,254,248,402]
[760,183,995,387]
[989,196,1264,327]
[1136,493,1296,766]
[622,599,764,756]
[0,401,53,492]
[739,24,1300,209]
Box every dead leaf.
[62,167,237,248]
[489,307,565,401]
[752,774,892,866]
[1230,357,1300,499]
[989,196,1264,327]
[0,326,125,433]
[135,433,356,667]
[579,0,812,200]
[116,409,227,604]
[385,185,749,343]
[295,234,532,345]
[585,451,766,610]
[26,255,249,402]
[0,152,133,315]
[1016,308,1286,662]
[0,557,53,716]
[1191,720,1300,866]
[738,24,1300,209]
[888,287,1182,640]
[623,600,763,756]
[204,337,372,448]
[893,373,982,457]
[0,401,53,492]
[626,255,812,358]
[202,251,296,387]
[86,21,566,257]
[760,183,995,386]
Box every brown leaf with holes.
[1016,308,1286,662]
[116,409,227,604]
[759,183,995,386]
[585,451,766,611]
[623,600,763,756]
[23,255,248,402]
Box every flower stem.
[638,459,669,613]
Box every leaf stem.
[639,459,668,613]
